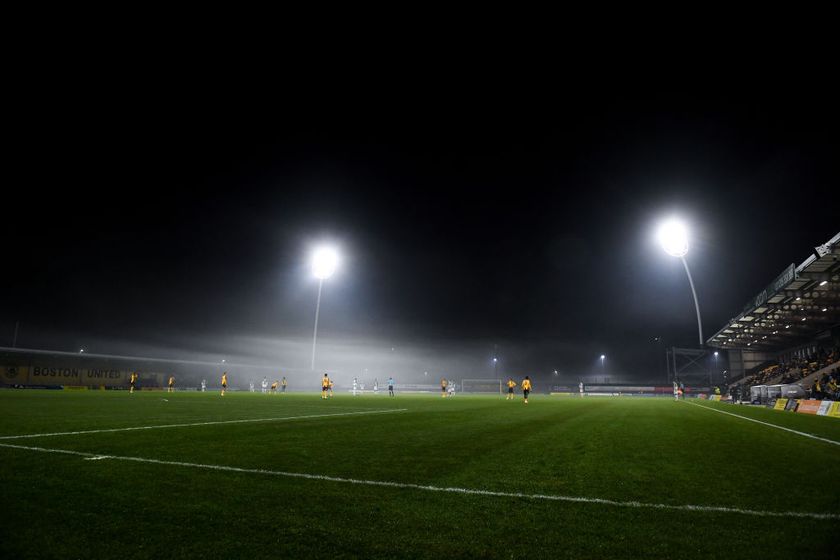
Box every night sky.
[4,89,839,382]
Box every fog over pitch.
[4,91,838,382]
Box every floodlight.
[714,351,718,356]
[655,216,703,346]
[657,219,689,257]
[312,247,339,279]
[309,246,341,370]
[819,280,828,286]
[600,354,605,360]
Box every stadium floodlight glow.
[312,247,339,280]
[79,348,84,353]
[714,351,718,356]
[656,217,704,347]
[819,280,828,286]
[309,245,340,370]
[657,219,689,258]
[823,308,828,312]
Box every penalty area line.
[0,409,408,441]
[0,442,837,521]
[682,401,840,447]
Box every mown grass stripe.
[1,441,836,520]
[682,401,840,446]
[0,408,408,440]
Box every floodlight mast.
[681,257,704,347]
[658,219,704,347]
[310,247,338,371]
[310,278,324,371]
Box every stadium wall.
[0,365,165,388]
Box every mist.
[2,321,661,390]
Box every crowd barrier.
[1,366,166,388]
[767,398,840,418]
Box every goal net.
[461,379,503,394]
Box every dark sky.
[4,88,839,382]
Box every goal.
[460,379,503,394]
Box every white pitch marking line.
[0,409,408,441]
[0,442,836,521]
[683,401,840,447]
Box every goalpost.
[460,379,503,395]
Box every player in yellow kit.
[221,372,228,396]
[441,378,448,398]
[321,373,330,399]
[506,378,517,400]
[270,380,278,394]
[521,376,532,404]
[168,375,175,393]
[129,371,138,394]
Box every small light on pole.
[712,351,719,386]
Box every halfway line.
[683,401,840,447]
[0,409,408,441]
[0,442,836,521]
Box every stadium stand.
[707,231,840,403]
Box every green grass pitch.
[1,390,838,559]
